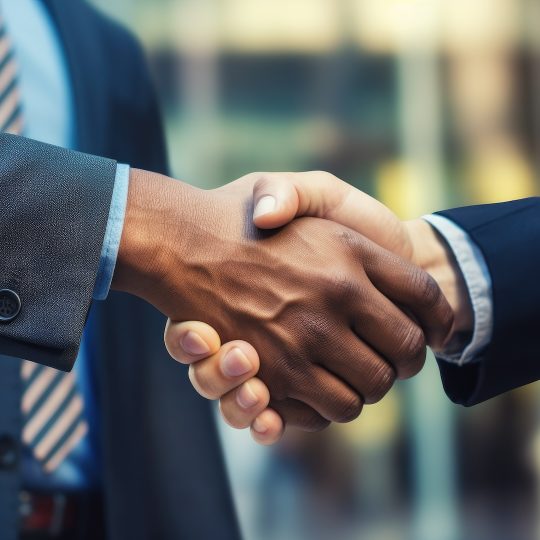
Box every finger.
[366,249,454,349]
[270,398,330,432]
[189,341,260,400]
[251,409,285,445]
[319,330,396,404]
[252,174,300,229]
[252,171,352,230]
[164,320,221,364]
[352,286,427,380]
[252,172,410,259]
[287,366,364,424]
[219,378,270,429]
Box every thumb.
[252,175,300,229]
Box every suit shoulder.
[71,2,157,116]
[76,2,149,72]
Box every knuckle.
[304,414,331,433]
[254,172,277,192]
[395,327,427,378]
[310,170,338,184]
[326,271,359,303]
[267,359,320,402]
[272,399,331,432]
[397,324,426,366]
[338,227,368,251]
[365,364,396,403]
[335,394,363,423]
[337,228,355,248]
[300,316,331,345]
[404,352,427,378]
[413,270,441,309]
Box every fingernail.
[181,331,210,356]
[222,348,252,378]
[253,195,276,219]
[236,382,259,409]
[253,417,268,434]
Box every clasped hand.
[114,170,456,443]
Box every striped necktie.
[0,15,22,133]
[0,15,89,473]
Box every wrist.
[405,218,474,339]
[111,169,188,304]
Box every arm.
[167,174,540,442]
[0,133,116,370]
[434,198,540,404]
[113,169,452,430]
[1,141,450,426]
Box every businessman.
[167,171,540,444]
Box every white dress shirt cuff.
[422,214,493,366]
[92,163,130,300]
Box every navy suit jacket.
[0,1,241,539]
[437,197,540,407]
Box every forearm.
[111,168,206,318]
[112,168,180,300]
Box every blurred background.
[90,1,540,539]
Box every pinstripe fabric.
[0,16,22,134]
[21,362,88,473]
[0,14,88,473]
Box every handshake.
[113,169,473,444]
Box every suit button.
[0,289,21,322]
[0,435,18,470]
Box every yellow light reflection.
[221,0,341,53]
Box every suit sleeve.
[435,197,540,406]
[0,133,116,371]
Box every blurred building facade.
[90,1,540,539]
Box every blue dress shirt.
[3,0,128,490]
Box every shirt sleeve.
[422,214,494,366]
[92,164,130,300]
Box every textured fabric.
[0,88,116,540]
[93,163,130,300]
[1,0,127,304]
[0,356,22,540]
[423,214,493,366]
[2,0,100,490]
[0,11,90,477]
[436,198,540,406]
[21,362,88,472]
[0,133,116,370]
[0,7,117,373]
[0,16,23,134]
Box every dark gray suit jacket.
[0,1,241,539]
